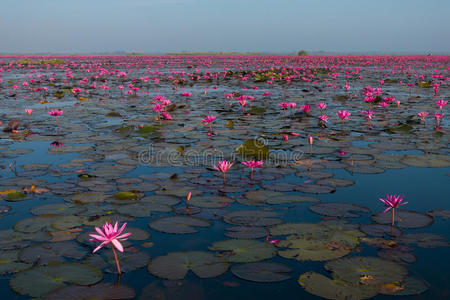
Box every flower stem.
[391,208,395,227]
[112,247,121,275]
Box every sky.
[1,0,449,54]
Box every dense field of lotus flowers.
[0,55,448,299]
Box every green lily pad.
[86,250,151,273]
[114,191,140,200]
[231,262,291,282]
[270,223,364,248]
[371,210,434,228]
[19,242,87,265]
[30,203,85,216]
[6,192,27,201]
[278,237,350,261]
[223,210,282,227]
[236,139,269,159]
[148,251,228,280]
[116,202,172,217]
[298,271,379,300]
[225,226,268,239]
[309,202,371,218]
[149,216,210,234]
[10,263,103,297]
[0,250,32,274]
[209,239,276,262]
[325,256,407,285]
[69,192,108,204]
[360,223,402,237]
[188,196,234,208]
[14,215,57,233]
[44,282,136,300]
[379,277,429,296]
[296,184,336,194]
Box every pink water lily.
[202,115,216,135]
[417,111,428,124]
[379,194,408,226]
[336,110,351,131]
[435,99,447,111]
[90,221,131,274]
[214,160,233,184]
[241,160,263,180]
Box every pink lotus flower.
[300,104,311,114]
[318,115,328,127]
[48,110,63,117]
[336,110,351,120]
[336,110,351,131]
[25,108,33,115]
[161,112,172,120]
[435,99,447,111]
[203,115,216,135]
[317,102,327,111]
[89,221,131,274]
[417,111,428,122]
[214,160,233,183]
[242,160,263,180]
[379,194,407,226]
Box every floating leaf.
[148,251,228,280]
[19,242,87,265]
[360,223,402,237]
[231,262,291,282]
[0,250,32,274]
[10,263,103,297]
[325,256,407,285]
[209,239,276,262]
[225,226,268,239]
[44,282,136,300]
[278,237,350,261]
[371,210,434,228]
[223,210,282,227]
[298,271,379,300]
[149,216,210,234]
[309,202,370,218]
[236,139,269,159]
[379,277,429,296]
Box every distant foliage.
[297,50,308,56]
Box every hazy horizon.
[1,0,449,54]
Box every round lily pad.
[223,210,282,227]
[30,203,85,216]
[114,191,140,201]
[116,202,172,217]
[148,251,228,280]
[19,241,87,265]
[44,282,136,300]
[270,223,364,248]
[225,226,268,239]
[69,192,107,204]
[149,216,210,234]
[377,249,417,263]
[278,237,350,261]
[14,215,57,233]
[209,239,276,262]
[379,277,429,296]
[267,194,319,205]
[0,250,32,274]
[310,202,371,218]
[397,233,449,248]
[360,224,402,238]
[371,210,434,228]
[315,178,355,187]
[86,250,151,273]
[10,263,103,297]
[296,184,336,194]
[188,196,234,208]
[298,271,379,300]
[325,256,407,285]
[231,262,291,282]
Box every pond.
[0,55,449,299]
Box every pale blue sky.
[0,0,449,53]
